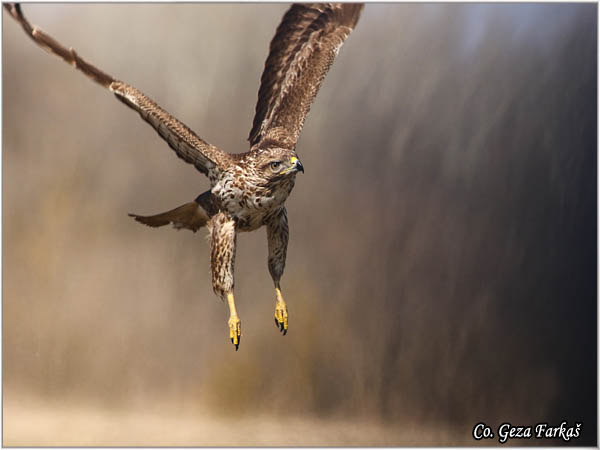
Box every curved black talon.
[235,343,239,351]
[275,318,279,327]
[283,328,287,336]
[280,322,284,332]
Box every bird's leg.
[274,283,288,334]
[226,292,241,349]
[267,208,289,335]
[209,212,241,349]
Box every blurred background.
[2,3,596,446]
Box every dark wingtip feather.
[248,3,364,148]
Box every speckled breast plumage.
[212,163,297,232]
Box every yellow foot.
[274,288,288,335]
[228,315,241,350]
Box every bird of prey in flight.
[4,3,363,350]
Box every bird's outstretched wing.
[248,3,363,150]
[4,3,227,176]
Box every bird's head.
[253,148,304,184]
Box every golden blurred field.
[5,390,471,446]
[3,3,597,446]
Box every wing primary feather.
[4,3,228,176]
[248,3,363,149]
[4,3,115,87]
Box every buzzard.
[4,3,363,350]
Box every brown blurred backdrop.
[2,3,596,446]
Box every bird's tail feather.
[129,202,209,232]
[129,191,220,233]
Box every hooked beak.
[290,156,304,173]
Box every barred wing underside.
[4,3,226,176]
[248,3,363,150]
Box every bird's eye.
[270,161,282,171]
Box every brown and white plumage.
[3,4,227,178]
[4,2,363,350]
[249,3,363,149]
